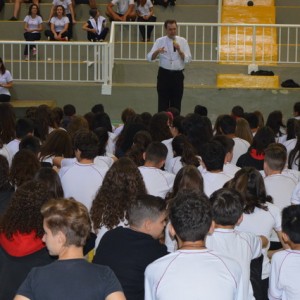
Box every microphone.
[173,40,176,52]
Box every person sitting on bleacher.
[23,4,43,61]
[45,5,71,41]
[9,0,39,21]
[82,8,109,42]
[106,0,136,22]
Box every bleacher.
[0,0,300,122]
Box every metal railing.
[2,21,300,95]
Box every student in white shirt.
[200,141,233,197]
[269,205,300,300]
[226,167,285,299]
[206,188,268,300]
[287,119,300,171]
[0,59,13,103]
[138,142,175,198]
[106,0,136,21]
[145,190,243,300]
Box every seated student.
[206,188,268,300]
[59,129,108,211]
[106,0,136,22]
[14,198,125,300]
[45,5,71,41]
[83,8,109,42]
[211,135,241,177]
[93,194,168,300]
[138,142,175,198]
[268,205,300,300]
[9,0,39,21]
[145,190,243,300]
[200,141,233,197]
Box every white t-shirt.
[50,16,69,33]
[113,124,123,136]
[52,0,72,14]
[165,156,183,175]
[232,137,250,165]
[138,166,175,198]
[236,202,282,279]
[206,228,262,300]
[0,70,13,96]
[0,144,11,166]
[24,15,43,32]
[106,132,116,155]
[145,249,243,300]
[161,138,174,167]
[111,0,134,15]
[94,155,114,169]
[201,170,233,197]
[283,138,296,156]
[269,249,300,300]
[59,162,108,211]
[223,162,241,177]
[137,0,153,16]
[6,139,20,161]
[264,174,297,210]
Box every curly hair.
[0,103,16,144]
[90,157,146,231]
[10,149,41,187]
[0,181,50,239]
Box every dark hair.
[294,102,300,115]
[201,141,225,171]
[15,118,34,139]
[128,194,166,227]
[121,108,136,124]
[172,135,199,167]
[288,120,300,170]
[90,157,146,230]
[0,57,6,74]
[140,112,152,129]
[10,149,41,187]
[169,190,212,242]
[282,205,300,244]
[63,104,76,116]
[0,103,16,143]
[126,130,152,166]
[166,165,204,199]
[266,110,286,137]
[166,107,180,118]
[194,105,208,116]
[89,8,98,18]
[145,142,168,164]
[73,129,99,160]
[253,110,265,128]
[67,115,89,141]
[286,118,297,141]
[164,19,177,29]
[19,135,41,154]
[226,167,271,214]
[39,129,73,161]
[28,3,40,15]
[250,126,276,155]
[0,181,50,239]
[34,168,64,199]
[182,114,213,156]
[91,104,104,114]
[244,112,259,130]
[217,115,236,135]
[210,188,244,226]
[212,135,234,154]
[231,105,244,118]
[92,112,113,132]
[93,127,109,156]
[0,155,11,191]
[42,198,91,247]
[172,116,184,134]
[264,143,287,172]
[55,5,65,16]
[52,107,64,127]
[149,112,172,142]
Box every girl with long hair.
[0,59,13,103]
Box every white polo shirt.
[145,249,243,300]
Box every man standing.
[147,19,192,113]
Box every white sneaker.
[32,48,37,56]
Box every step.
[223,0,274,6]
[11,99,56,108]
[217,73,279,88]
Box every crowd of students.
[0,101,300,300]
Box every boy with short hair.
[206,188,267,300]
[268,205,300,300]
[14,198,125,300]
[145,190,243,300]
[93,194,168,300]
[139,142,175,198]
